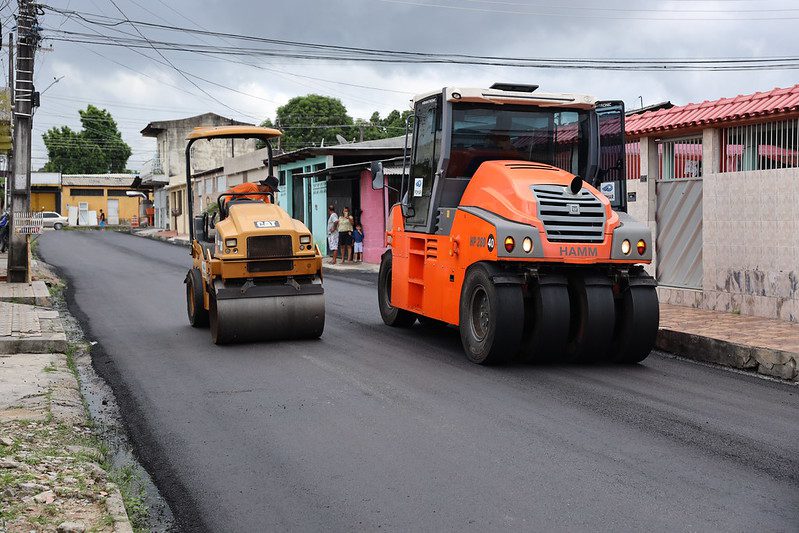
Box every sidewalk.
[0,255,135,532]
[658,304,798,381]
[126,227,190,246]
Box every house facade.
[61,174,147,225]
[220,136,406,255]
[623,83,799,322]
[140,113,255,234]
[30,172,62,212]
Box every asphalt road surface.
[39,230,798,532]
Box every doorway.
[292,170,305,223]
[107,199,120,225]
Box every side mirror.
[371,161,384,190]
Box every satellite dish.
[335,134,349,145]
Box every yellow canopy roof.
[186,125,282,141]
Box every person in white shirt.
[327,205,339,264]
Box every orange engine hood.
[458,160,616,231]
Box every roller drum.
[210,292,325,344]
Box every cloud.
[30,0,799,170]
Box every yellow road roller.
[183,126,324,344]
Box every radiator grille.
[531,185,606,243]
[247,260,294,273]
[247,235,292,259]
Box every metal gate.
[655,137,703,289]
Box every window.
[216,175,226,192]
[448,104,590,179]
[107,189,130,197]
[70,188,104,196]
[721,118,799,172]
[658,137,702,179]
[278,170,287,187]
[406,96,441,227]
[42,212,57,218]
[313,163,326,182]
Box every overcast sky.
[15,0,799,171]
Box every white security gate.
[107,199,120,225]
[655,137,703,289]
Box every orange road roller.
[377,84,658,364]
[183,126,324,344]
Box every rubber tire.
[519,279,570,362]
[610,284,659,364]
[186,268,209,328]
[53,223,63,230]
[378,251,417,328]
[566,275,616,363]
[459,264,524,365]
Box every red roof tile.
[626,84,799,137]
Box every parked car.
[41,211,68,230]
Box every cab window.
[406,96,441,227]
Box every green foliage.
[263,94,411,151]
[357,109,413,141]
[41,105,132,174]
[275,94,353,151]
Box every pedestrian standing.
[327,205,339,264]
[98,209,106,228]
[338,207,355,262]
[352,223,364,263]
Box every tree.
[262,95,413,150]
[273,94,353,151]
[42,105,132,173]
[356,109,413,141]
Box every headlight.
[299,235,311,244]
[522,237,533,253]
[621,239,631,255]
[225,238,237,247]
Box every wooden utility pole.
[8,0,38,282]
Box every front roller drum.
[210,292,325,345]
[609,275,659,364]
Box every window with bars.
[107,189,130,197]
[721,118,799,172]
[658,137,703,180]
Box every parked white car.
[41,211,69,230]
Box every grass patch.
[42,361,57,373]
[109,465,150,532]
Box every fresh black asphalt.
[39,230,799,532]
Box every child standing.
[352,223,364,263]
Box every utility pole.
[8,0,39,282]
[2,32,12,211]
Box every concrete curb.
[656,328,798,381]
[106,489,134,533]
[121,228,191,247]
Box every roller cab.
[378,85,658,365]
[183,126,324,344]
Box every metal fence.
[625,141,640,180]
[721,118,799,172]
[658,137,703,180]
